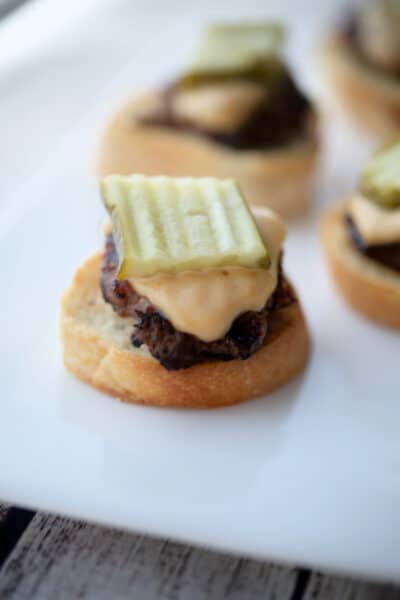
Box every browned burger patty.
[345,215,400,273]
[100,235,296,370]
[141,75,311,151]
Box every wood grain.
[0,507,35,569]
[0,507,399,600]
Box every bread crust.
[97,90,318,219]
[322,34,400,136]
[61,254,311,408]
[321,200,400,329]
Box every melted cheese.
[348,194,400,245]
[130,209,286,342]
[172,81,266,133]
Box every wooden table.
[0,504,398,599]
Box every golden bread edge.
[322,34,400,136]
[96,90,318,219]
[61,253,311,408]
[321,200,400,329]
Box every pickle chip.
[101,175,270,278]
[360,139,400,209]
[181,22,286,87]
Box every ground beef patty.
[141,75,311,151]
[100,235,296,370]
[345,214,400,273]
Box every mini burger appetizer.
[321,139,400,329]
[98,23,318,219]
[323,0,400,136]
[61,175,310,408]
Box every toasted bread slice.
[322,34,400,136]
[321,201,400,329]
[61,253,311,408]
[97,90,318,219]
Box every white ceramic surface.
[0,0,399,583]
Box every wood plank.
[0,507,35,569]
[303,572,400,600]
[0,511,398,600]
[0,513,297,599]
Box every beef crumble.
[345,214,400,272]
[100,234,296,370]
[140,74,312,151]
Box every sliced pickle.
[360,139,400,209]
[180,22,286,88]
[180,61,286,90]
[101,175,270,278]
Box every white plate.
[1,0,399,584]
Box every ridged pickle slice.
[181,22,285,88]
[360,139,400,209]
[101,175,270,279]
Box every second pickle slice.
[360,139,400,209]
[181,22,285,88]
